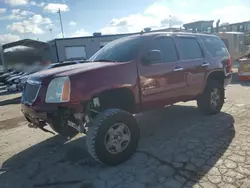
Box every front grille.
[23,83,40,104]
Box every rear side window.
[148,37,178,63]
[200,36,228,57]
[176,37,203,60]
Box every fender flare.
[202,69,225,91]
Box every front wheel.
[197,80,224,115]
[87,109,140,166]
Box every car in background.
[7,60,83,92]
[0,70,18,82]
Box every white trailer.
[216,32,246,60]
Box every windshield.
[89,37,142,62]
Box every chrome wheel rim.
[210,88,221,108]
[104,123,131,154]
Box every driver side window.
[148,37,179,63]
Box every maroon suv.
[21,32,232,165]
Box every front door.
[138,35,188,111]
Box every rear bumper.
[224,73,232,87]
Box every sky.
[0,0,249,44]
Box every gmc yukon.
[21,32,232,165]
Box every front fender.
[69,62,140,104]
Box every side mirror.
[143,50,162,64]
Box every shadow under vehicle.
[0,105,235,188]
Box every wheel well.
[207,71,224,84]
[96,88,135,113]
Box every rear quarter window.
[200,36,229,57]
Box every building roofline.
[219,20,250,26]
[183,20,214,26]
[2,39,49,50]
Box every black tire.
[87,109,140,166]
[197,80,224,115]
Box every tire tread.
[197,80,224,115]
[87,109,134,165]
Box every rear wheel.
[197,80,224,115]
[87,109,140,166]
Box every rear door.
[174,35,208,97]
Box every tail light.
[228,56,232,72]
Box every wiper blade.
[93,59,116,62]
[79,60,91,63]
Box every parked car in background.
[0,70,18,82]
[6,71,27,83]
[21,32,232,166]
[217,32,246,60]
[6,60,82,92]
[0,68,12,75]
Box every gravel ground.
[1,75,250,188]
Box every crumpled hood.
[28,62,118,83]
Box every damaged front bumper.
[21,103,88,135]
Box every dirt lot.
[1,75,250,188]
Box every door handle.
[173,67,184,72]
[201,63,210,67]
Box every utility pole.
[57,9,65,38]
[169,15,172,28]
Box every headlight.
[45,77,71,103]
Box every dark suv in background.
[21,32,232,165]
